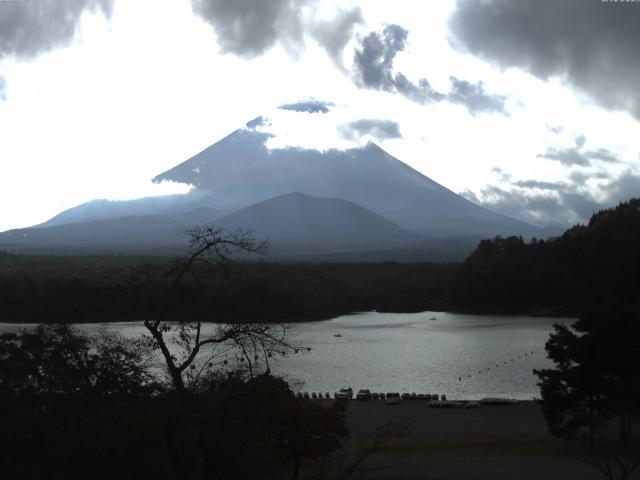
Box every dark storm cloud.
[311,7,363,68]
[338,119,402,141]
[191,0,308,57]
[561,192,603,221]
[537,137,620,167]
[0,75,6,102]
[279,100,331,114]
[537,147,591,167]
[0,0,114,59]
[353,24,410,91]
[449,0,640,120]
[463,185,566,227]
[603,171,640,202]
[394,73,445,104]
[352,24,506,115]
[447,76,506,115]
[569,171,589,185]
[191,0,362,61]
[352,24,444,104]
[513,180,566,191]
[464,169,640,228]
[586,149,619,164]
[568,170,611,185]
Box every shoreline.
[0,304,577,325]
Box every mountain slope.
[0,193,424,254]
[36,192,220,228]
[214,192,422,248]
[0,207,221,252]
[153,119,542,238]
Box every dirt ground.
[320,400,608,480]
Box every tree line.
[1,198,639,324]
[454,198,640,312]
[0,254,456,323]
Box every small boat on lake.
[334,333,342,337]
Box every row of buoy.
[458,350,537,381]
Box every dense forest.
[0,255,455,323]
[1,198,639,323]
[454,198,640,313]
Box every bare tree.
[116,226,300,405]
[585,442,640,480]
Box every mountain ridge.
[153,120,543,238]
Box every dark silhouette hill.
[215,192,421,249]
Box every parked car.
[335,387,353,400]
[401,392,411,401]
[356,389,371,400]
[385,392,402,405]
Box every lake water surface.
[0,311,572,400]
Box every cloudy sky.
[1,0,639,232]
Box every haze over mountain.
[36,192,221,229]
[0,207,221,253]
[0,108,551,260]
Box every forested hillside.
[454,198,640,311]
[0,257,455,323]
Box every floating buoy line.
[457,349,539,382]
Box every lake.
[0,311,572,400]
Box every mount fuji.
[0,105,546,260]
[153,115,539,238]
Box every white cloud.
[0,0,639,232]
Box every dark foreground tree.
[0,323,159,399]
[0,324,167,480]
[535,304,640,447]
[110,225,345,479]
[189,372,348,480]
[1,226,350,480]
[0,326,349,480]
